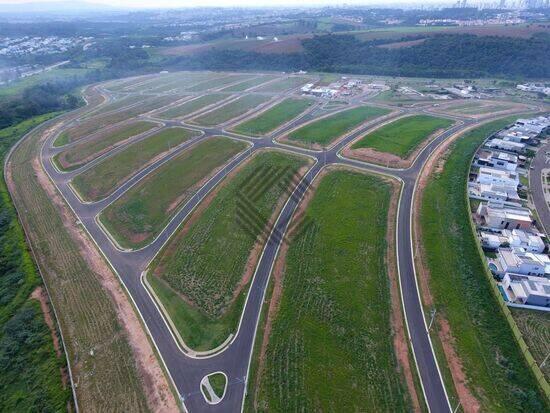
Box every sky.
[0,0,452,9]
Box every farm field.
[287,105,389,147]
[100,136,248,249]
[253,76,309,92]
[54,94,184,146]
[511,309,550,381]
[254,170,412,411]
[149,150,309,351]
[190,94,272,126]
[184,74,255,92]
[54,120,157,171]
[71,127,201,202]
[232,97,313,136]
[419,116,548,412]
[156,94,226,119]
[220,75,279,92]
[7,115,151,411]
[351,115,454,158]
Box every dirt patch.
[31,158,179,412]
[438,319,481,413]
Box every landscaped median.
[280,105,390,149]
[53,120,159,171]
[99,136,249,249]
[146,150,311,352]
[344,114,454,168]
[70,127,201,202]
[417,116,549,411]
[251,169,414,412]
[231,97,313,136]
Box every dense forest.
[172,33,550,79]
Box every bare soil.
[31,158,179,412]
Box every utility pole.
[428,308,437,331]
[539,351,550,369]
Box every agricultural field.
[149,150,309,350]
[287,105,389,147]
[232,98,313,136]
[7,115,151,411]
[254,170,412,411]
[190,94,272,126]
[100,136,248,249]
[54,121,157,171]
[54,94,184,146]
[511,309,550,381]
[419,117,548,412]
[351,115,454,158]
[253,76,310,92]
[71,127,201,202]
[155,94,226,120]
[220,75,279,92]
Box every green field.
[254,76,309,92]
[232,98,313,136]
[54,121,157,171]
[101,136,248,249]
[511,309,550,381]
[156,94,226,119]
[288,106,389,146]
[83,94,144,117]
[0,114,71,412]
[420,116,548,412]
[255,170,411,411]
[352,115,454,157]
[220,75,279,92]
[191,94,271,126]
[184,74,254,92]
[149,151,308,350]
[71,127,200,202]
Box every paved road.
[25,76,533,413]
[530,142,550,236]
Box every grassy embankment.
[156,94,226,120]
[0,113,71,412]
[220,75,279,92]
[352,114,454,157]
[53,94,183,146]
[254,170,412,411]
[190,94,272,126]
[232,98,313,136]
[8,111,152,411]
[149,151,308,351]
[101,137,248,249]
[419,117,549,411]
[254,76,309,92]
[288,105,389,147]
[71,127,201,202]
[54,121,157,171]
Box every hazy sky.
[0,0,452,9]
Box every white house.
[485,138,525,153]
[480,229,545,253]
[476,167,519,188]
[501,273,550,307]
[476,203,532,230]
[469,182,520,205]
[475,150,518,172]
[493,247,550,277]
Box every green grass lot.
[232,98,313,136]
[149,151,308,350]
[9,112,150,411]
[191,94,271,126]
[143,72,218,93]
[83,94,144,117]
[0,114,70,412]
[457,104,512,115]
[156,94,226,119]
[288,106,389,146]
[54,94,183,146]
[220,75,279,92]
[420,116,549,412]
[511,309,550,381]
[101,137,248,249]
[71,127,200,202]
[54,121,157,171]
[352,115,454,158]
[208,373,226,397]
[255,170,412,412]
[184,74,254,92]
[254,76,309,92]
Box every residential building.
[475,149,518,172]
[480,229,545,253]
[492,247,550,277]
[476,202,532,230]
[501,273,550,307]
[469,182,520,205]
[485,138,525,153]
[476,167,519,188]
